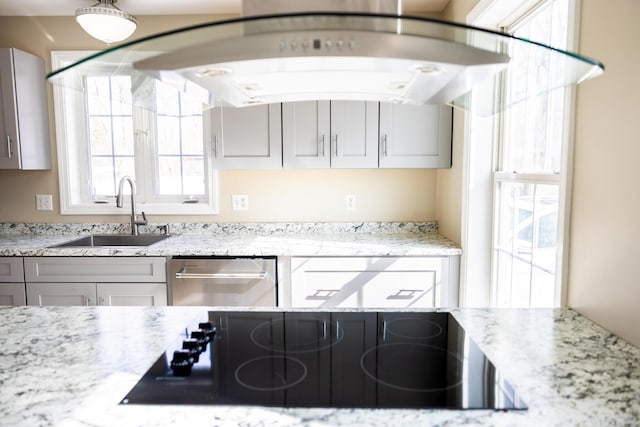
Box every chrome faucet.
[116,176,147,236]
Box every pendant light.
[75,0,137,44]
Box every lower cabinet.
[24,257,167,307]
[290,256,459,308]
[0,282,26,306]
[0,257,26,306]
[211,311,377,406]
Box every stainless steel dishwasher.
[168,256,277,306]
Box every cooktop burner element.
[121,311,528,410]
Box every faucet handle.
[135,211,148,226]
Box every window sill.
[60,201,219,215]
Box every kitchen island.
[1,306,638,426]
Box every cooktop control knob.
[170,349,194,377]
[182,338,204,362]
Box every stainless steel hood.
[47,7,604,115]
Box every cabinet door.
[210,104,282,169]
[379,103,452,168]
[0,257,24,282]
[282,101,330,168]
[330,101,378,168]
[0,283,26,306]
[0,48,20,169]
[0,48,51,170]
[284,312,331,406]
[330,312,377,406]
[211,311,287,404]
[26,282,96,306]
[291,257,448,308]
[96,283,167,306]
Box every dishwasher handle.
[175,267,266,280]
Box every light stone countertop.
[0,222,462,257]
[0,306,638,427]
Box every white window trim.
[51,51,219,215]
[460,0,579,307]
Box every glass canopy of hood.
[46,12,604,116]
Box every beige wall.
[568,0,640,347]
[0,16,439,224]
[434,0,478,245]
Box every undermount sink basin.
[51,234,169,248]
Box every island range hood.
[47,0,604,115]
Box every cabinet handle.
[320,134,325,157]
[305,289,340,300]
[334,134,338,157]
[386,289,423,300]
[322,321,327,340]
[383,134,388,157]
[85,296,91,306]
[176,267,266,280]
[213,136,218,157]
[6,136,11,159]
[382,319,388,342]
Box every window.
[492,0,573,307]
[462,0,577,308]
[51,51,217,215]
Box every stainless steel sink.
[51,234,169,248]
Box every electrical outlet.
[36,194,53,211]
[346,194,356,211]
[232,194,249,211]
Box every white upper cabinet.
[378,103,452,168]
[0,48,51,170]
[283,101,378,169]
[209,104,282,169]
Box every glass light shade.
[76,1,137,44]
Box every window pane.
[153,81,206,199]
[91,157,115,196]
[502,0,569,173]
[182,156,205,194]
[112,117,134,155]
[155,82,180,115]
[181,116,204,155]
[494,181,558,307]
[86,76,111,115]
[110,76,133,115]
[157,116,181,154]
[89,117,112,155]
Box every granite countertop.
[0,222,462,257]
[0,306,638,426]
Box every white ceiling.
[0,0,450,16]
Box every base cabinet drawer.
[291,257,457,308]
[26,282,167,307]
[24,257,166,283]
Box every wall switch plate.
[346,194,356,210]
[36,194,53,211]
[232,194,249,211]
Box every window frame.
[51,51,219,215]
[461,0,579,308]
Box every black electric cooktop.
[121,311,527,410]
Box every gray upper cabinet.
[0,48,51,170]
[378,103,452,168]
[283,101,378,169]
[209,104,282,169]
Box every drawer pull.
[176,266,265,280]
[386,289,423,300]
[305,289,341,300]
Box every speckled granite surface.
[0,222,461,257]
[0,307,638,426]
